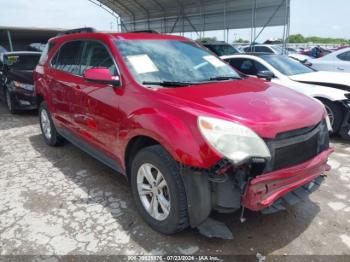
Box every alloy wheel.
[136,163,171,221]
[40,109,52,140]
[324,104,335,127]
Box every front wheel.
[319,99,343,134]
[130,145,189,234]
[39,101,64,146]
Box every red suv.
[34,28,333,237]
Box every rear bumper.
[242,148,334,211]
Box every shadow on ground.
[28,133,322,255]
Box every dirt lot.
[0,103,350,257]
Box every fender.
[120,108,222,170]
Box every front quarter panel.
[118,93,222,170]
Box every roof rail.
[57,27,96,36]
[129,30,159,34]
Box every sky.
[0,0,349,43]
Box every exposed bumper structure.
[242,148,333,211]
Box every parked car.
[222,53,350,139]
[0,51,41,113]
[34,29,333,237]
[310,47,350,72]
[302,46,332,58]
[242,44,311,64]
[200,41,240,56]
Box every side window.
[227,58,245,71]
[80,41,116,76]
[229,58,266,75]
[238,59,258,75]
[52,41,83,75]
[254,61,268,73]
[337,51,350,61]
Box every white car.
[310,47,350,72]
[242,44,311,64]
[222,53,350,139]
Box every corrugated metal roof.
[97,0,289,33]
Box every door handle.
[337,67,344,71]
[73,85,81,90]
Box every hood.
[158,77,325,139]
[7,69,34,84]
[289,71,350,92]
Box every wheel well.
[125,136,160,178]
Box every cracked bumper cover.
[242,148,334,211]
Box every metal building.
[91,0,290,44]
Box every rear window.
[38,42,55,65]
[5,54,41,70]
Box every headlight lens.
[14,81,34,91]
[198,116,271,165]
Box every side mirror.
[257,70,275,81]
[84,67,121,87]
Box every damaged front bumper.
[242,148,333,211]
[180,120,333,234]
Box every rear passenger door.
[49,40,84,131]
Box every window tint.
[227,58,267,75]
[337,51,350,61]
[52,41,83,75]
[80,41,116,75]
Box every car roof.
[50,32,190,43]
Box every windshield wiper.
[142,81,200,87]
[208,76,242,81]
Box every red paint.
[84,68,115,82]
[34,32,331,211]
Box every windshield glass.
[5,54,41,70]
[261,55,314,76]
[206,44,239,56]
[115,40,240,85]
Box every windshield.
[5,54,41,70]
[205,44,239,56]
[261,55,314,76]
[115,40,240,86]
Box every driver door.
[76,40,121,156]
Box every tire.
[130,145,189,234]
[39,101,64,146]
[5,88,17,114]
[318,98,343,134]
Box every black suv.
[200,41,240,56]
[0,51,41,113]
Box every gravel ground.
[0,103,350,257]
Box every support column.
[7,30,13,52]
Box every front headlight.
[198,116,271,165]
[14,81,34,91]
